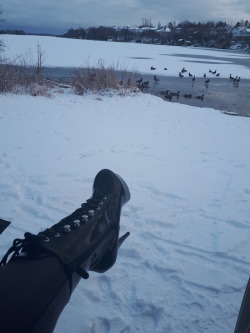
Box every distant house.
[176,38,185,45]
[231,26,250,37]
[175,27,182,34]
[127,26,141,34]
[140,26,158,31]
[157,26,171,39]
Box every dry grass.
[0,51,139,96]
[0,43,50,96]
[0,63,51,96]
[72,59,139,95]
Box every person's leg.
[0,169,130,333]
[234,278,250,333]
[0,255,76,333]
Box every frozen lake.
[41,66,250,117]
[2,34,250,116]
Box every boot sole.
[115,173,131,206]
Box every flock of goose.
[136,66,241,102]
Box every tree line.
[0,4,249,50]
[60,19,250,49]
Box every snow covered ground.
[2,34,250,79]
[0,36,250,332]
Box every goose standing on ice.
[154,75,160,82]
[195,94,204,101]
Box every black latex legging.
[0,256,80,333]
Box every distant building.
[157,27,171,33]
[127,26,141,33]
[157,26,171,38]
[231,26,250,37]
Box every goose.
[160,90,169,95]
[181,67,187,73]
[205,79,210,83]
[192,75,196,86]
[183,93,192,98]
[195,94,204,101]
[203,73,206,78]
[233,77,240,87]
[136,78,143,84]
[189,72,193,77]
[179,72,184,78]
[212,70,217,74]
[165,94,172,101]
[164,67,168,70]
[154,75,160,82]
[216,73,220,77]
[140,81,149,89]
[150,66,156,70]
[165,90,173,101]
[170,91,180,97]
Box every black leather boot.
[0,169,130,333]
[1,169,130,279]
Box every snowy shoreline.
[2,34,250,117]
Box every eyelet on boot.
[73,219,81,227]
[63,225,71,232]
[81,215,88,222]
[88,210,95,217]
[44,230,60,237]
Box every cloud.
[1,0,250,33]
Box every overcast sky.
[1,0,250,34]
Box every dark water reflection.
[8,64,248,117]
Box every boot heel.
[118,232,130,248]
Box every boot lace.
[0,238,27,266]
[0,196,107,266]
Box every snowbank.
[0,91,249,332]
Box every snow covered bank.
[2,34,250,79]
[0,91,249,332]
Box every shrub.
[72,59,138,94]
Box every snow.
[2,34,250,79]
[0,35,250,332]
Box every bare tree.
[0,5,4,22]
[36,43,43,83]
[140,17,153,28]
[157,21,162,29]
[167,21,176,29]
[0,5,5,55]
